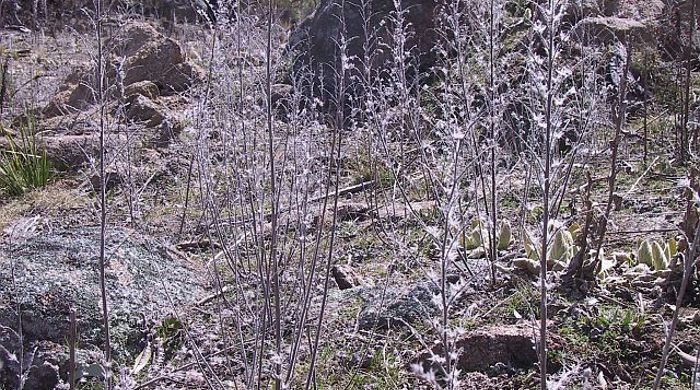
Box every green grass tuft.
[0,119,51,196]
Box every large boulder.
[107,23,204,93]
[658,0,700,61]
[43,22,202,119]
[286,0,440,109]
[0,227,203,358]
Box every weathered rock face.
[286,0,440,107]
[0,227,203,354]
[658,0,700,61]
[413,325,540,383]
[108,23,204,93]
[43,23,201,119]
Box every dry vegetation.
[1,0,700,389]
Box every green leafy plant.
[515,223,617,277]
[461,218,512,251]
[0,121,51,196]
[523,223,577,271]
[155,316,184,356]
[636,238,678,270]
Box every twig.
[693,346,700,390]
[94,0,112,387]
[69,308,77,390]
[196,285,235,306]
[624,155,660,196]
[607,228,678,235]
[671,344,699,366]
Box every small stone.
[124,80,160,101]
[332,264,364,290]
[125,95,165,127]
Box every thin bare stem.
[95,0,112,387]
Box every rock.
[107,22,162,58]
[106,22,204,94]
[286,0,440,109]
[414,325,538,377]
[43,22,202,120]
[121,36,203,94]
[124,80,160,101]
[125,95,166,127]
[331,264,365,289]
[574,16,651,45]
[358,282,440,330]
[22,361,60,390]
[42,134,100,170]
[0,227,203,360]
[43,64,97,118]
[1,333,103,390]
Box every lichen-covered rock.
[0,227,203,358]
[358,282,440,330]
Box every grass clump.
[0,120,51,196]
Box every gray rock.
[0,227,203,359]
[358,282,440,330]
[286,0,440,109]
